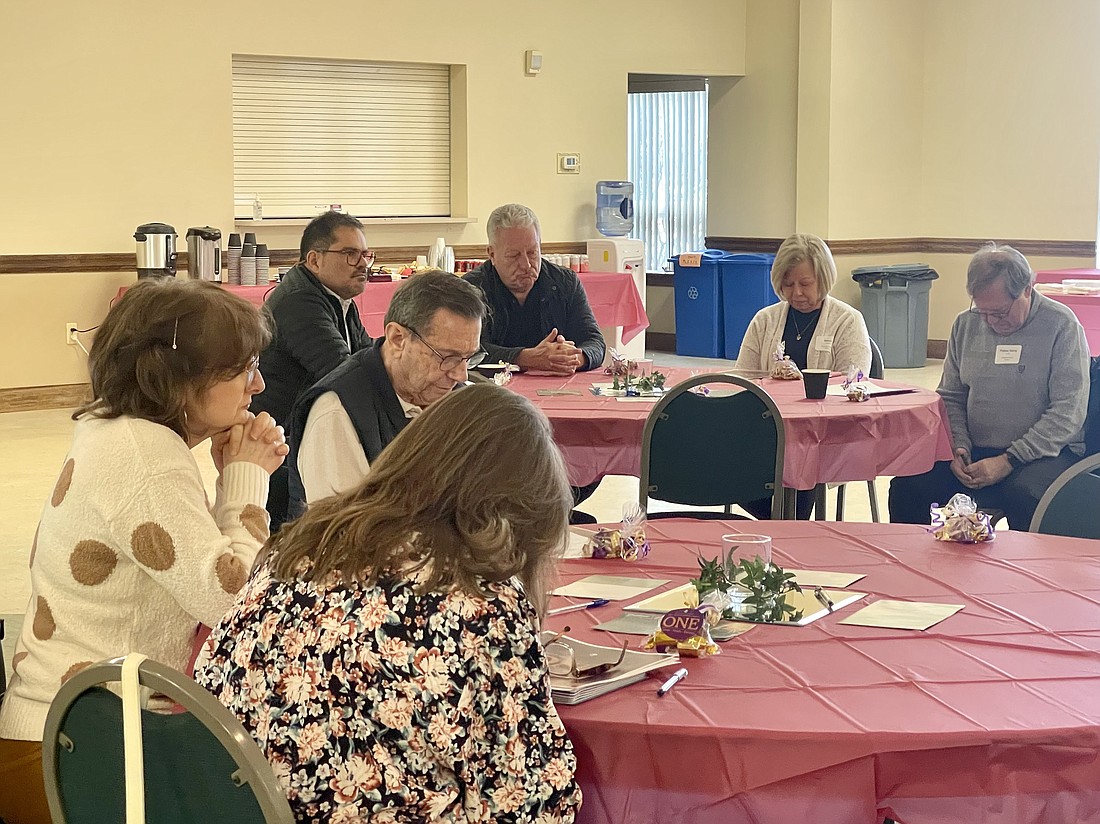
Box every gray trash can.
[853,264,939,368]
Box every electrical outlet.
[65,322,79,345]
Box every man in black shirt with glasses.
[253,210,375,530]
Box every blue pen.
[548,598,610,616]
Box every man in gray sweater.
[889,243,1089,529]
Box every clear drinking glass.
[722,533,773,568]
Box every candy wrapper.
[644,605,720,657]
[770,341,802,381]
[842,365,870,402]
[930,493,995,543]
[604,350,629,378]
[492,368,513,387]
[583,503,651,561]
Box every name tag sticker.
[677,253,702,268]
[995,344,1022,365]
[816,334,835,352]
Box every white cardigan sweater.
[735,296,872,373]
[0,415,269,741]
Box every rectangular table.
[139,270,649,345]
[550,519,1100,823]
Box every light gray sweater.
[938,291,1089,463]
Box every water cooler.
[587,237,646,359]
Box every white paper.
[826,380,890,396]
[838,599,964,631]
[787,569,866,588]
[552,575,669,601]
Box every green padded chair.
[42,655,293,824]
[1029,452,1100,538]
[639,373,789,519]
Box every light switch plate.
[557,153,580,174]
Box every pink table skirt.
[116,271,648,343]
[550,519,1100,823]
[512,369,953,488]
[1047,293,1100,356]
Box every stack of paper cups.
[226,233,242,285]
[240,243,256,286]
[255,244,270,283]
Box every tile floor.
[0,353,945,675]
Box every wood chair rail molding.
[705,236,1095,258]
[0,242,588,275]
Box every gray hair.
[487,203,541,245]
[769,233,838,298]
[384,269,486,333]
[966,243,1034,298]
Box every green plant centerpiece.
[691,547,803,624]
[634,370,667,394]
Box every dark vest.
[287,341,410,518]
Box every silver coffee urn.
[185,226,222,281]
[134,222,178,278]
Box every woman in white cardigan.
[737,233,871,519]
[736,233,871,375]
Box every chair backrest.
[639,373,787,518]
[1029,452,1100,537]
[868,337,885,380]
[42,656,293,824]
[1084,354,1100,456]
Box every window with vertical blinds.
[627,78,708,271]
[232,55,451,219]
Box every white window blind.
[627,84,708,271]
[232,55,451,219]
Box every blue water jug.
[596,180,634,237]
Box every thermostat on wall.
[557,153,580,174]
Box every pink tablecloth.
[550,519,1100,823]
[1047,293,1100,356]
[117,271,648,343]
[1036,268,1100,284]
[511,369,953,488]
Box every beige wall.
[791,0,1100,342]
[0,0,747,389]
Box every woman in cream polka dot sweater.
[0,279,289,824]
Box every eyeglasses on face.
[968,301,1016,322]
[321,247,376,268]
[404,325,486,372]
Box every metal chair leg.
[835,484,847,520]
[867,480,880,523]
[813,484,828,520]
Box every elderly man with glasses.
[286,270,486,518]
[889,243,1090,529]
[252,211,377,530]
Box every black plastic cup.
[802,369,830,399]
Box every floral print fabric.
[195,564,581,823]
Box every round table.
[510,368,953,489]
[549,518,1100,823]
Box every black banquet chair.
[1029,452,1100,538]
[639,373,789,519]
[42,654,293,824]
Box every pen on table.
[814,586,835,613]
[547,598,610,616]
[657,667,688,697]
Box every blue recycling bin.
[720,253,778,360]
[671,250,726,357]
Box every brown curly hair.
[74,278,270,441]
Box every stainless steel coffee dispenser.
[185,226,222,281]
[134,223,178,278]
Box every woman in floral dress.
[195,382,582,823]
